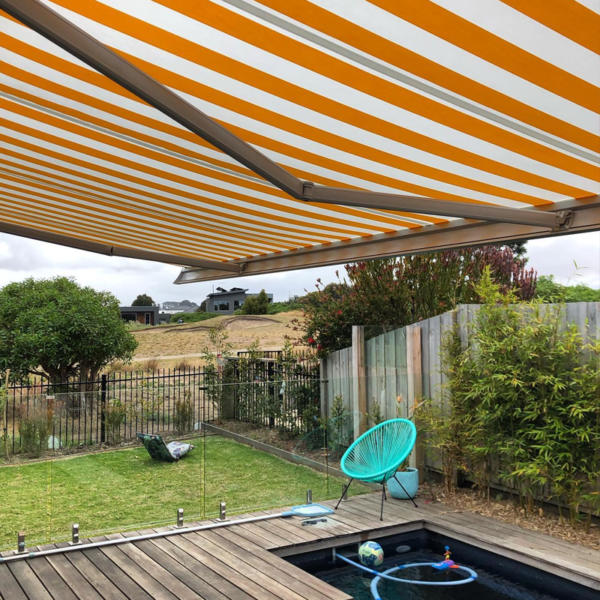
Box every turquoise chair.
[335,418,417,520]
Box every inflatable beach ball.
[358,541,384,567]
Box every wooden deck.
[0,493,599,599]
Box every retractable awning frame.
[1,0,598,283]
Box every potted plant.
[387,460,419,500]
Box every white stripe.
[431,0,600,84]
[40,1,598,183]
[309,0,597,132]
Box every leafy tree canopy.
[131,293,155,306]
[241,289,270,314]
[534,275,600,303]
[0,277,138,383]
[301,246,537,355]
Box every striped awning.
[1,0,599,283]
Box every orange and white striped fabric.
[1,1,598,279]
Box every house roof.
[207,288,249,298]
[119,305,159,312]
[0,1,598,283]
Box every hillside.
[131,310,304,364]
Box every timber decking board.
[6,561,52,600]
[150,536,254,600]
[63,551,129,600]
[209,528,351,600]
[0,562,27,600]
[26,556,80,600]
[81,547,154,600]
[194,529,350,600]
[1,493,598,599]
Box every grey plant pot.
[387,467,419,499]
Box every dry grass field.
[129,311,304,367]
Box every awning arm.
[302,184,569,229]
[1,0,572,232]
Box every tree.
[241,289,270,314]
[301,246,537,355]
[0,277,138,384]
[535,275,600,303]
[131,293,155,306]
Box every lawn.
[0,436,365,551]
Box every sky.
[0,231,598,306]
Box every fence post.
[407,325,424,474]
[100,374,107,443]
[319,359,327,420]
[352,325,367,437]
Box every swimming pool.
[285,530,596,600]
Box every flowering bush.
[300,246,536,355]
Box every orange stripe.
[0,143,335,246]
[371,0,599,113]
[3,32,577,204]
[0,97,378,236]
[0,165,291,254]
[256,0,600,154]
[144,0,599,181]
[115,52,596,201]
[0,133,363,243]
[0,57,417,230]
[500,0,600,55]
[20,5,594,198]
[0,65,421,229]
[0,193,237,260]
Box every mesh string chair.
[335,418,417,520]
[136,433,194,462]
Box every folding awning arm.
[0,0,573,233]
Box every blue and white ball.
[358,541,384,567]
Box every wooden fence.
[320,302,599,472]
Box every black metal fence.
[1,353,320,455]
[224,352,320,434]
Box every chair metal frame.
[335,418,418,520]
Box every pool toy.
[334,544,477,600]
[358,541,384,567]
[432,546,459,570]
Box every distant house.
[119,306,159,326]
[160,301,198,314]
[204,287,273,314]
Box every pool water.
[318,548,558,600]
[286,531,594,600]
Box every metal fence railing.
[2,353,321,455]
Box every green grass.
[0,436,365,551]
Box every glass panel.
[2,358,411,549]
[1,383,53,552]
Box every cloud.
[1,231,598,306]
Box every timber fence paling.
[320,302,600,505]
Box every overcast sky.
[0,231,598,306]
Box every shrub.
[170,312,214,324]
[174,392,194,435]
[445,268,600,520]
[143,358,160,372]
[19,411,49,457]
[105,399,126,445]
[301,246,536,355]
[240,290,269,314]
